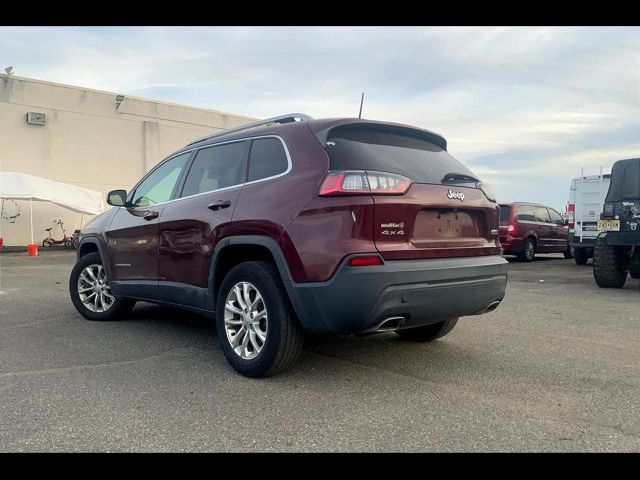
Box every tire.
[563,246,574,259]
[630,263,640,279]
[517,238,536,262]
[215,261,304,378]
[593,244,627,288]
[69,252,135,320]
[395,318,459,342]
[573,247,589,265]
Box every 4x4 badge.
[447,190,465,201]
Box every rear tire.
[593,244,627,288]
[395,318,458,342]
[216,261,304,378]
[573,247,589,265]
[563,246,573,259]
[517,238,536,262]
[69,252,136,320]
[630,263,640,279]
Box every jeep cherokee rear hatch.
[319,123,501,260]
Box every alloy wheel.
[224,281,268,360]
[77,264,115,312]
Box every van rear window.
[499,205,511,221]
[325,126,478,185]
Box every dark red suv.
[69,114,508,377]
[499,202,571,261]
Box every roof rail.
[186,113,313,146]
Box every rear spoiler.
[313,121,448,151]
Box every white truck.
[567,169,611,265]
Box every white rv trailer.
[567,168,611,265]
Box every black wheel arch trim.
[208,235,297,313]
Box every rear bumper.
[286,255,509,335]
[597,231,640,246]
[499,236,523,254]
[568,233,597,248]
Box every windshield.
[606,158,640,202]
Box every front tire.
[216,261,304,378]
[593,244,627,288]
[573,247,589,265]
[69,252,135,320]
[395,318,458,342]
[518,238,536,262]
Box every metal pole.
[30,198,33,244]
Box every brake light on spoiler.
[319,171,411,196]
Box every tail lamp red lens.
[319,171,411,196]
[508,224,515,233]
[567,203,575,230]
[348,255,383,267]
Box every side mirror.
[107,189,127,207]
[563,218,569,226]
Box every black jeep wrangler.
[593,158,640,288]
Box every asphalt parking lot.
[0,249,638,452]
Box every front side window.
[181,141,249,197]
[131,153,190,208]
[534,206,551,223]
[547,208,564,226]
[248,138,289,182]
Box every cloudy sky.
[1,26,638,210]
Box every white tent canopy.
[0,171,105,244]
[0,171,104,215]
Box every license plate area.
[597,219,620,231]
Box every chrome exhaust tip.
[479,300,501,314]
[358,316,405,335]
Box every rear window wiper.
[441,172,479,184]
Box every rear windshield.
[619,161,640,198]
[325,126,478,185]
[499,205,511,221]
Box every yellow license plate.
[597,219,620,231]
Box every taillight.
[319,171,411,196]
[508,224,515,233]
[348,255,384,267]
[603,204,615,217]
[567,203,575,230]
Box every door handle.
[143,210,160,221]
[208,200,232,211]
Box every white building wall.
[0,75,255,246]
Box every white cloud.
[1,26,638,209]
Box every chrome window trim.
[123,135,292,209]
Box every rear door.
[157,140,249,307]
[324,125,501,260]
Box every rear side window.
[516,204,535,221]
[534,206,551,223]
[181,141,249,197]
[325,126,477,185]
[499,205,511,221]
[248,138,289,182]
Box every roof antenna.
[358,92,364,118]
